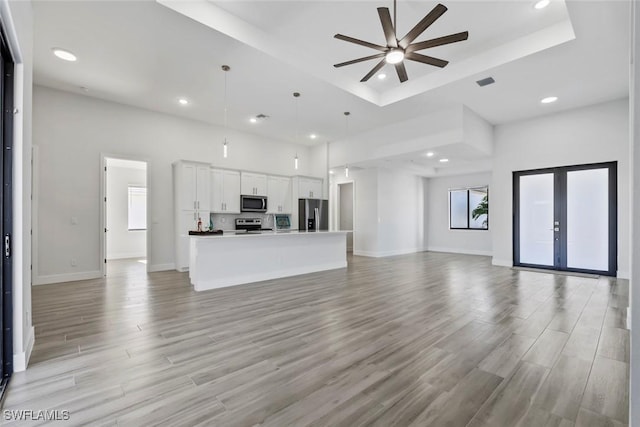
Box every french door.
[513,162,617,276]
[0,26,14,398]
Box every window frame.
[448,186,489,231]
[127,186,147,231]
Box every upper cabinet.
[298,177,323,199]
[241,172,267,196]
[267,176,292,214]
[175,161,210,211]
[211,169,241,213]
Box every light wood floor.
[4,253,630,426]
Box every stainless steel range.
[235,218,270,233]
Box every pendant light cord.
[223,69,228,140]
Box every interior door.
[513,162,617,276]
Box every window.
[128,186,147,231]
[449,186,488,230]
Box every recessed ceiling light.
[534,0,550,9]
[426,152,435,157]
[250,117,257,123]
[540,96,558,104]
[52,48,77,62]
[310,134,317,139]
[377,73,387,80]
[178,98,189,105]
[329,170,335,175]
[439,158,449,163]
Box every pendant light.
[293,92,301,170]
[222,65,230,158]
[344,111,350,177]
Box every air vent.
[476,77,495,87]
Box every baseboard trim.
[427,247,493,257]
[34,270,102,285]
[13,326,34,372]
[148,263,176,273]
[617,270,630,280]
[492,258,513,267]
[353,248,426,258]
[107,252,146,260]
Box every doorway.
[513,162,617,276]
[102,157,148,277]
[338,182,354,252]
[0,24,13,398]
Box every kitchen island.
[189,231,348,291]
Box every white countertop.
[189,230,350,239]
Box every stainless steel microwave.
[240,195,268,212]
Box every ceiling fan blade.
[405,52,449,68]
[334,34,387,52]
[395,62,408,83]
[334,53,386,68]
[360,59,387,82]
[377,7,397,48]
[398,3,447,49]
[406,31,469,53]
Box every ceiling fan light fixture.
[385,49,405,64]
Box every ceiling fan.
[333,1,468,83]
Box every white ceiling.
[33,0,629,151]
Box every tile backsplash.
[210,212,289,231]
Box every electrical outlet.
[70,258,77,267]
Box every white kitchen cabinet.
[176,210,210,270]
[211,169,241,213]
[267,176,292,214]
[241,172,267,196]
[298,177,323,199]
[196,165,210,211]
[173,160,212,271]
[176,161,210,211]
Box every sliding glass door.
[513,162,617,276]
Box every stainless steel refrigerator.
[298,199,328,231]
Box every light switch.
[71,216,78,225]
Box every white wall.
[338,182,353,251]
[427,172,492,256]
[33,85,316,282]
[106,163,146,260]
[491,98,630,278]
[330,167,426,257]
[1,0,34,372]
[377,169,426,257]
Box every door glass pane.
[450,190,468,228]
[566,168,609,271]
[519,173,554,266]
